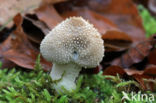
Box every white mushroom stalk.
[51,63,81,92]
[40,17,104,93]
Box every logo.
[122,91,155,102]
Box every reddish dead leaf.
[87,0,146,42]
[107,65,156,78]
[21,16,48,44]
[103,31,132,51]
[145,65,156,90]
[2,14,51,71]
[143,65,156,77]
[0,36,16,68]
[132,74,146,90]
[35,5,63,30]
[148,48,156,65]
[103,66,147,89]
[103,66,125,76]
[42,0,67,5]
[88,0,140,16]
[131,65,156,90]
[24,15,50,34]
[103,65,156,90]
[55,0,145,42]
[103,66,144,76]
[124,69,144,76]
[62,8,133,52]
[111,38,155,68]
[62,8,117,34]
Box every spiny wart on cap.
[40,16,104,93]
[40,17,104,67]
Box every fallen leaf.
[24,15,50,35]
[87,0,146,42]
[103,66,125,76]
[143,65,156,77]
[103,66,146,90]
[0,36,16,68]
[124,69,144,75]
[21,16,47,44]
[0,0,42,27]
[36,5,63,29]
[42,0,67,5]
[148,48,156,65]
[62,8,133,51]
[103,65,156,90]
[56,0,146,42]
[111,38,155,68]
[103,31,132,51]
[3,14,51,71]
[62,8,117,34]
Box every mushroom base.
[50,63,81,93]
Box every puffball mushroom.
[40,17,104,93]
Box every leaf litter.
[0,0,156,91]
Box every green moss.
[0,61,122,103]
[139,5,156,37]
[0,55,155,103]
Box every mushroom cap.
[40,17,104,68]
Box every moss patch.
[0,55,155,103]
[139,5,156,37]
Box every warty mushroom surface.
[40,17,104,93]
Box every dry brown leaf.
[42,0,67,5]
[88,0,146,42]
[103,66,126,76]
[24,15,50,35]
[2,14,51,71]
[103,65,156,90]
[36,5,63,29]
[62,8,117,34]
[0,36,16,68]
[56,0,146,42]
[0,0,42,27]
[148,48,156,65]
[103,31,132,51]
[111,38,155,68]
[55,0,145,53]
[21,16,48,44]
[62,8,133,52]
[143,65,156,77]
